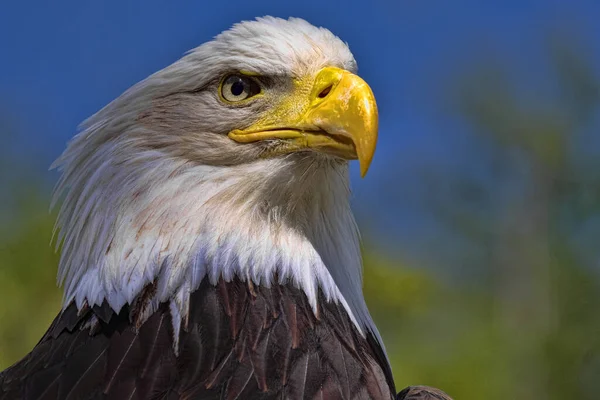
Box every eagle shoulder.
[0,276,395,400]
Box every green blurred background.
[1,2,600,399]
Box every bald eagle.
[0,17,451,400]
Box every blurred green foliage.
[1,33,599,400]
[0,186,62,367]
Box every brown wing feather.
[0,276,395,400]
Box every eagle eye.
[220,74,261,103]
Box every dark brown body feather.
[0,277,395,400]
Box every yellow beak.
[228,67,378,177]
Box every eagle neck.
[56,154,377,349]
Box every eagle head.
[52,16,379,341]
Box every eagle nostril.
[317,85,332,99]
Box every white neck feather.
[53,147,375,340]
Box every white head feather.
[52,16,379,347]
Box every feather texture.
[0,277,395,400]
[396,386,453,400]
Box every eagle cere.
[0,16,422,400]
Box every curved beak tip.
[355,103,378,178]
[357,142,375,178]
[359,161,370,178]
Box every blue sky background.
[1,0,599,266]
